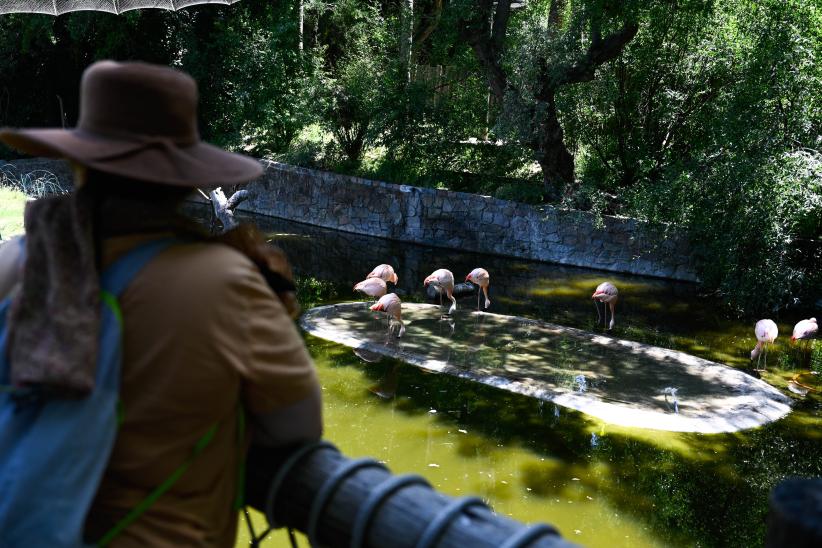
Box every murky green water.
[235,214,821,548]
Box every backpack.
[0,238,175,547]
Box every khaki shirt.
[0,235,319,547]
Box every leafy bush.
[494,180,544,204]
[689,150,822,315]
[295,276,339,310]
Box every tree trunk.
[298,0,304,53]
[400,0,414,85]
[534,92,574,201]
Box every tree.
[311,0,392,167]
[458,0,640,201]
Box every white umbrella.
[0,1,242,16]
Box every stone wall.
[241,161,698,281]
[1,157,698,281]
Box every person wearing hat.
[0,61,322,545]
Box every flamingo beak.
[465,274,472,282]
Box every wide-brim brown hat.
[0,60,262,187]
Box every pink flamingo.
[465,268,491,311]
[424,269,457,315]
[353,277,387,300]
[791,318,818,344]
[592,282,619,330]
[751,319,778,371]
[367,264,399,285]
[791,318,818,365]
[370,293,406,337]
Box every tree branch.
[413,0,442,49]
[458,0,511,102]
[551,22,639,90]
[210,187,252,232]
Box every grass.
[0,186,27,239]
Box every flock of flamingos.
[352,263,819,371]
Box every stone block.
[493,213,511,228]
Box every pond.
[234,212,821,548]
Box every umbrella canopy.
[0,1,242,16]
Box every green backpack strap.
[96,283,246,546]
[97,423,218,547]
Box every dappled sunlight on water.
[302,303,791,433]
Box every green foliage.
[563,0,822,315]
[295,275,339,310]
[493,180,545,204]
[309,0,391,167]
[178,2,315,154]
[0,3,312,156]
[689,150,822,315]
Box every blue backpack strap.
[101,238,177,297]
[0,237,179,548]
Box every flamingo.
[751,319,778,371]
[353,277,387,300]
[791,318,818,365]
[424,269,457,315]
[370,293,406,337]
[465,268,491,311]
[791,318,818,344]
[366,264,399,285]
[592,282,619,330]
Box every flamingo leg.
[477,289,481,312]
[608,302,616,330]
[594,299,602,325]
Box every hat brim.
[0,127,263,188]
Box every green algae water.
[235,214,821,548]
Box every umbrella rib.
[113,0,119,15]
[52,0,57,16]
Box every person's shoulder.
[170,240,252,264]
[166,240,259,277]
[156,240,272,297]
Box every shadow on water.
[308,303,780,423]
[311,333,821,548]
[224,211,822,547]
